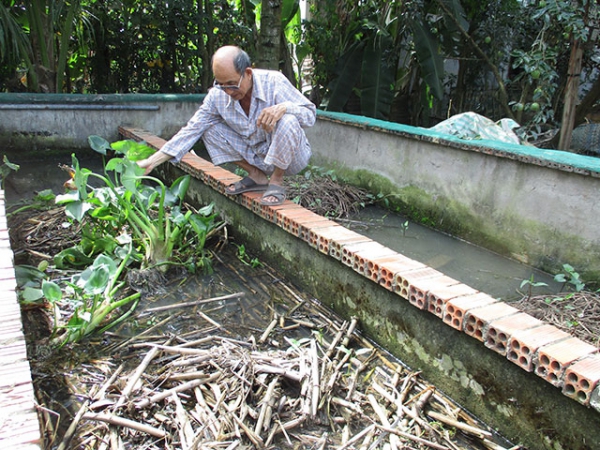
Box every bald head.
[212,46,251,76]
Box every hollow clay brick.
[377,257,426,293]
[464,302,521,341]
[329,236,373,260]
[484,312,544,356]
[307,225,363,254]
[339,241,387,270]
[443,292,498,330]
[507,324,571,372]
[350,246,398,276]
[298,219,336,242]
[562,354,600,406]
[400,269,449,308]
[426,283,478,318]
[536,338,598,387]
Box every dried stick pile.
[58,308,511,449]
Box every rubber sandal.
[226,176,268,195]
[259,184,287,206]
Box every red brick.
[259,201,303,223]
[406,274,460,311]
[443,293,498,330]
[352,247,398,277]
[485,312,544,356]
[507,324,571,372]
[397,270,445,309]
[275,207,317,227]
[536,338,598,387]
[298,218,336,242]
[464,302,521,341]
[562,355,600,405]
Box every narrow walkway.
[121,126,600,413]
[0,191,41,449]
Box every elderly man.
[137,45,317,205]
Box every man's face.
[213,66,251,101]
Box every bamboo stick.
[144,292,245,313]
[55,399,90,450]
[259,315,278,344]
[82,413,166,439]
[426,410,493,439]
[310,339,320,418]
[374,423,451,450]
[254,376,279,435]
[136,376,220,408]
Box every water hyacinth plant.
[56,136,219,271]
[22,136,221,345]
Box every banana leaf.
[409,19,445,100]
[360,36,395,120]
[323,40,365,112]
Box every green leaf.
[34,189,55,202]
[54,247,96,268]
[165,175,190,206]
[409,19,444,100]
[55,190,81,204]
[21,287,44,303]
[83,266,111,295]
[42,280,62,303]
[3,155,20,171]
[111,140,156,161]
[88,135,112,155]
[15,265,46,287]
[324,40,365,111]
[64,200,93,222]
[360,35,395,120]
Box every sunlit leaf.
[55,190,81,204]
[65,200,93,222]
[42,280,63,303]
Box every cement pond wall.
[2,93,599,283]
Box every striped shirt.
[159,69,316,163]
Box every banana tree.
[315,0,446,122]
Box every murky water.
[343,206,561,301]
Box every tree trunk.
[558,39,584,150]
[256,0,282,70]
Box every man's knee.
[276,114,302,132]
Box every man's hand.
[136,151,173,175]
[257,104,287,132]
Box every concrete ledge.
[120,126,600,449]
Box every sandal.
[259,184,287,206]
[226,176,268,195]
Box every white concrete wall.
[306,113,600,279]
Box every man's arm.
[137,150,173,175]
